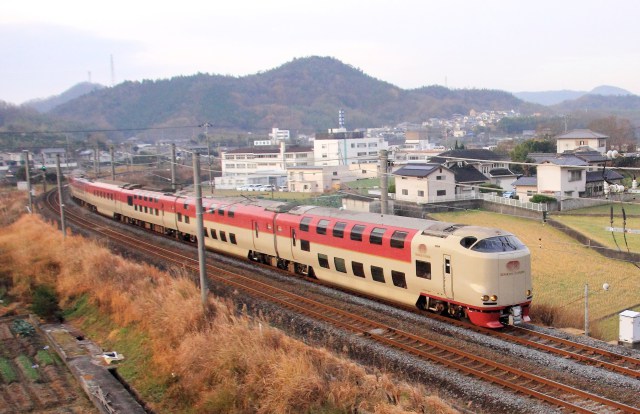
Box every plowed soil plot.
[0,316,97,413]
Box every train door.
[290,228,297,260]
[443,254,453,299]
[251,221,259,250]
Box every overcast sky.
[1,0,639,105]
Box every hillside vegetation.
[0,204,456,413]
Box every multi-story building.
[314,130,388,166]
[555,129,607,154]
[215,142,313,189]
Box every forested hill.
[49,56,544,133]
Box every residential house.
[511,176,538,202]
[555,129,607,154]
[429,149,518,191]
[536,156,588,199]
[393,163,456,203]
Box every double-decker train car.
[69,176,532,328]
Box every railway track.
[42,190,640,413]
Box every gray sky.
[2,0,639,105]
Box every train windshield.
[470,235,526,252]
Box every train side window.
[230,233,237,244]
[416,261,431,279]
[208,205,216,214]
[300,216,312,232]
[220,231,227,242]
[390,231,408,249]
[350,224,365,241]
[228,206,236,218]
[333,222,346,238]
[134,205,138,211]
[334,257,347,273]
[177,213,182,222]
[300,240,310,251]
[318,254,330,269]
[370,227,386,245]
[445,258,451,274]
[352,262,365,278]
[155,208,159,216]
[291,229,297,246]
[144,196,148,201]
[184,202,188,210]
[460,237,477,249]
[392,271,407,289]
[371,266,385,283]
[127,196,133,206]
[204,228,209,237]
[218,206,225,216]
[317,219,329,235]
[255,223,259,237]
[185,215,190,224]
[211,229,218,240]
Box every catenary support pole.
[23,150,33,214]
[110,146,116,180]
[171,143,177,191]
[379,149,389,215]
[56,154,66,239]
[193,153,209,307]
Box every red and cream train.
[69,176,532,328]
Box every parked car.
[258,184,275,192]
[278,185,289,192]
[502,191,516,199]
[237,184,261,191]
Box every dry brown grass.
[0,188,28,226]
[0,213,458,414]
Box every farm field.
[431,210,640,340]
[0,316,96,413]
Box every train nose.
[498,255,529,305]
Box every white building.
[393,163,456,203]
[314,130,388,166]
[216,143,314,189]
[555,129,608,154]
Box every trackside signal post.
[193,153,209,307]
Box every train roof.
[289,205,513,239]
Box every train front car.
[415,224,532,328]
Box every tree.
[588,116,637,152]
[509,139,556,174]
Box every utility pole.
[584,284,589,337]
[379,149,389,215]
[193,153,209,307]
[94,147,99,178]
[56,154,66,239]
[110,146,116,180]
[199,122,214,194]
[23,150,33,214]
[171,144,177,191]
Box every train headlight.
[526,289,532,297]
[490,295,498,301]
[481,295,490,301]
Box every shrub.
[530,194,556,203]
[31,285,63,322]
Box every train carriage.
[68,176,532,328]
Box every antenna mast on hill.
[110,54,115,86]
[88,71,92,83]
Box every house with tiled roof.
[429,149,518,191]
[536,156,588,199]
[392,163,455,203]
[555,129,607,154]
